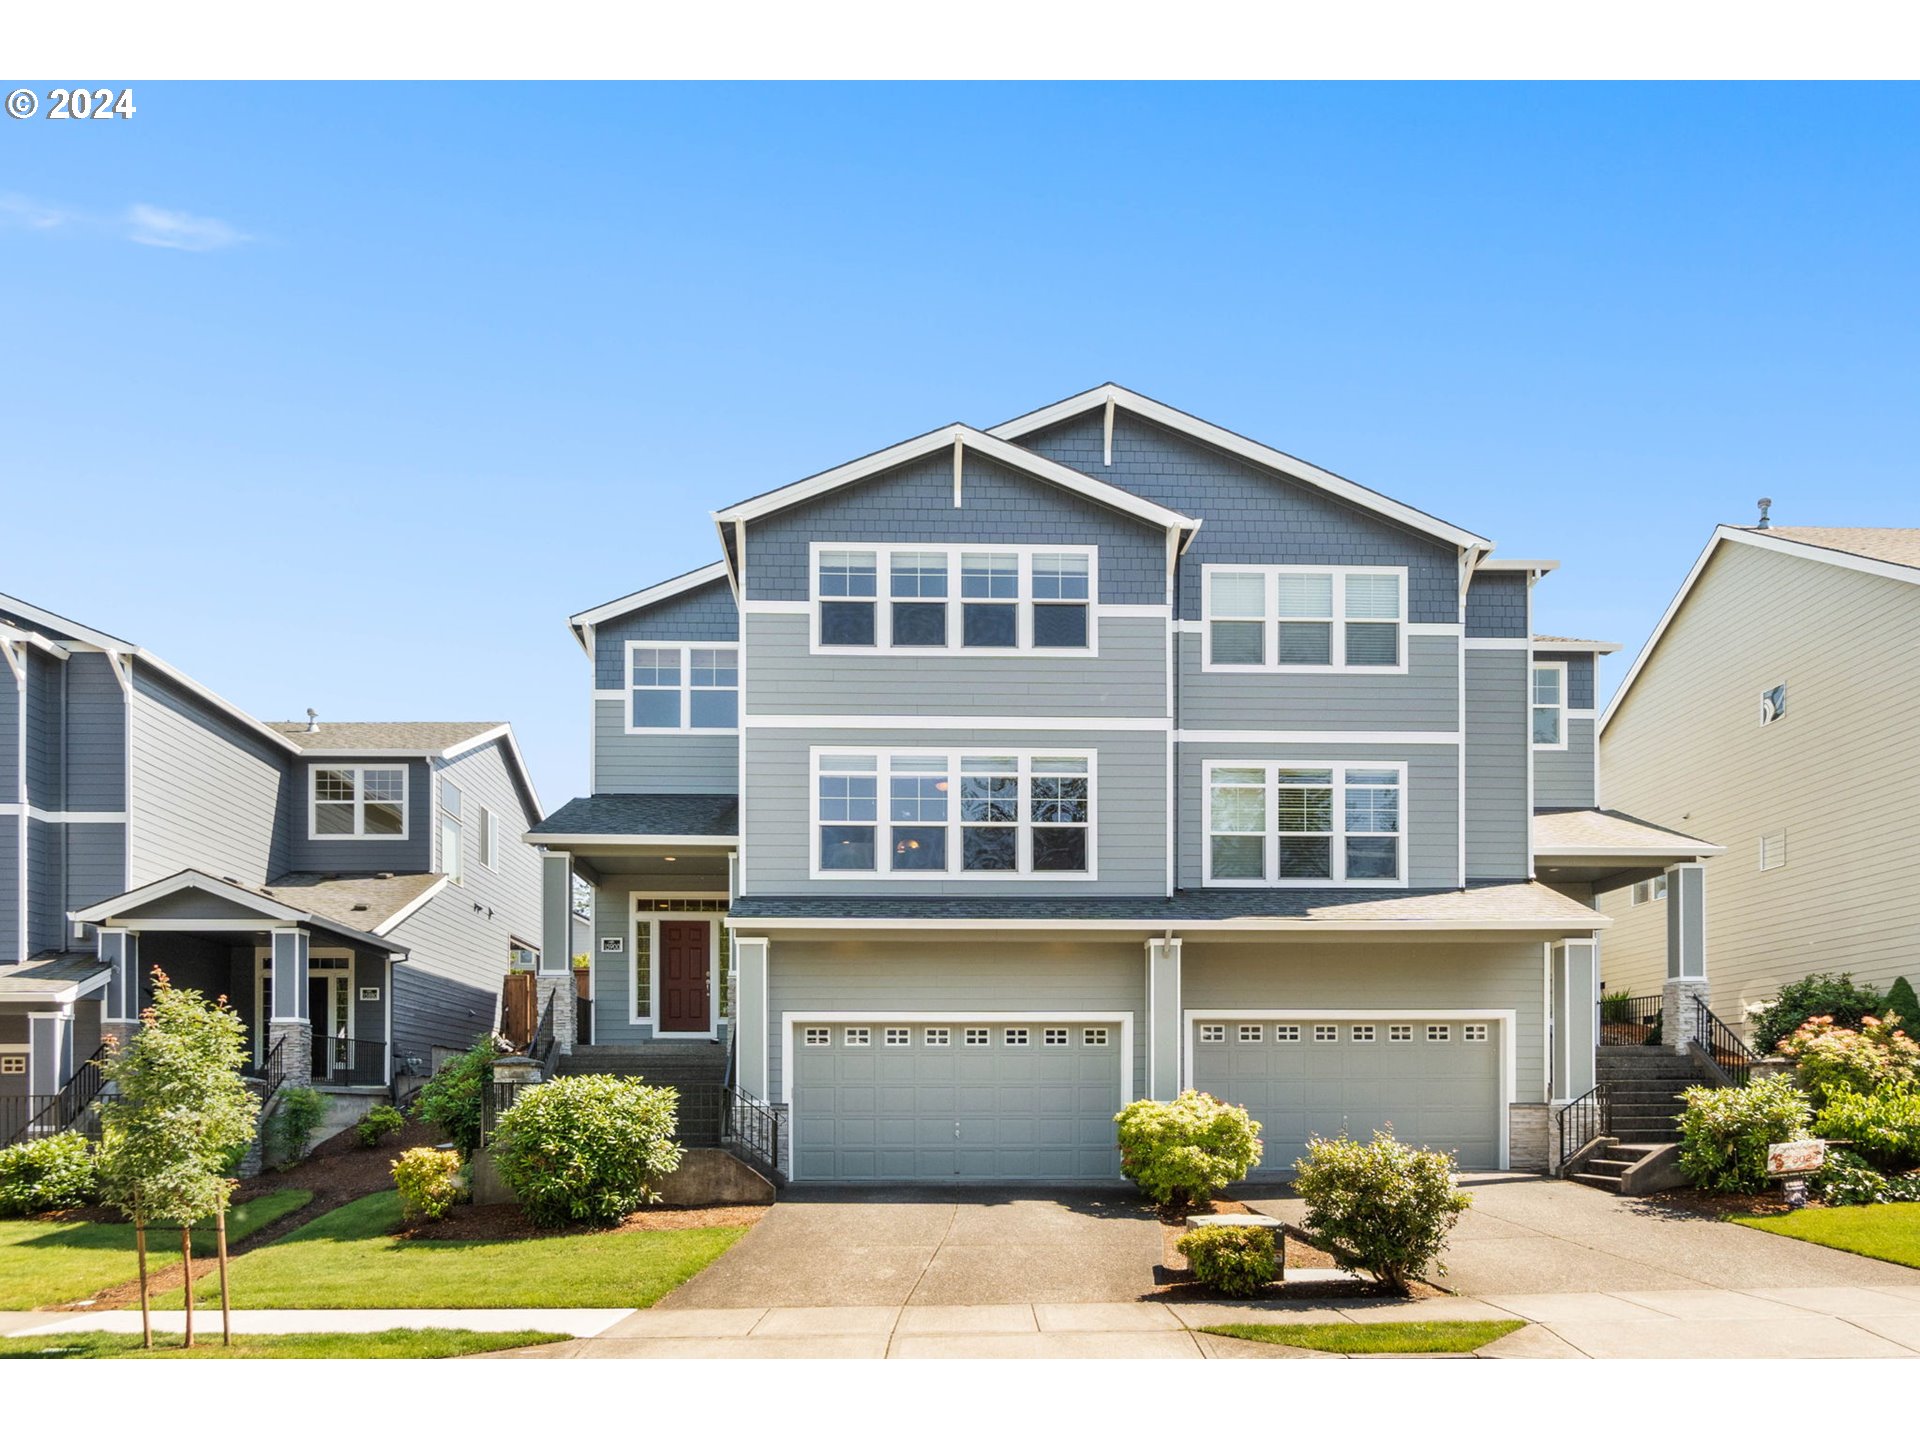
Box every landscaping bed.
[1150,1199,1447,1301]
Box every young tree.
[95,970,260,1347]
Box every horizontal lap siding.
[745,612,1167,718]
[1598,542,1920,1018]
[26,817,62,953]
[63,653,126,810]
[1534,717,1596,809]
[765,938,1146,1110]
[24,650,62,808]
[593,579,739,688]
[593,702,739,794]
[1177,632,1459,731]
[61,822,125,922]
[386,893,509,1059]
[1466,650,1529,879]
[1181,938,1548,1101]
[1177,741,1459,889]
[439,739,543,948]
[0,826,16,963]
[743,725,1167,895]
[589,877,729,1043]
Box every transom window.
[1203,565,1406,672]
[1205,762,1405,887]
[627,643,739,732]
[310,765,408,840]
[815,750,1093,879]
[812,543,1096,653]
[1532,662,1568,749]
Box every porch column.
[267,928,312,1090]
[538,851,576,1059]
[28,1009,73,1094]
[97,929,142,1048]
[733,934,769,1102]
[1146,937,1183,1101]
[1662,863,1709,1055]
[1552,937,1599,1099]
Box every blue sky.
[4,82,1916,805]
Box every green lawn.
[161,1190,747,1310]
[0,1327,567,1359]
[1203,1319,1526,1354]
[1734,1202,1920,1268]
[0,1191,315,1311]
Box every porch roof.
[0,951,112,1004]
[1532,808,1723,889]
[726,880,1606,934]
[71,869,415,953]
[527,792,739,845]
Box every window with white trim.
[1760,832,1787,871]
[964,1027,989,1046]
[1532,662,1567,749]
[311,764,408,840]
[845,1026,871,1047]
[1004,1027,1029,1046]
[1464,1023,1489,1042]
[816,750,1094,878]
[1760,683,1787,726]
[1274,1024,1300,1042]
[1313,1024,1338,1042]
[815,543,1097,653]
[1203,565,1406,671]
[0,1054,24,1076]
[1206,762,1405,886]
[1237,1024,1263,1043]
[1199,1023,1226,1043]
[926,1027,951,1046]
[1388,1024,1413,1042]
[1043,1027,1068,1046]
[804,1026,831,1047]
[627,643,739,732]
[1351,1024,1375,1042]
[1082,1027,1109,1046]
[1630,874,1670,906]
[440,781,465,885]
[885,1026,911,1047]
[1427,1024,1450,1042]
[478,805,498,870]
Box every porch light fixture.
[662,855,677,862]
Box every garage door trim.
[782,1010,1136,1183]
[1181,1008,1516,1170]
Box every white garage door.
[790,1019,1126,1182]
[1190,1016,1503,1170]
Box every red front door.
[659,920,711,1033]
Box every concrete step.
[1582,1158,1634,1175]
[1572,1172,1625,1192]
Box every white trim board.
[727,914,1611,934]
[745,714,1169,732]
[569,560,732,634]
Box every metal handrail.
[529,993,557,1072]
[723,1085,781,1172]
[1556,1081,1614,1174]
[13,1044,109,1145]
[1692,997,1757,1086]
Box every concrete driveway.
[659,1185,1160,1309]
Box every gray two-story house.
[0,592,544,1138]
[530,385,1720,1182]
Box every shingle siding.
[593,578,739,688]
[1537,651,1596,710]
[1466,573,1529,638]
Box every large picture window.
[1203,566,1407,672]
[310,764,408,840]
[1205,761,1405,887]
[812,543,1097,654]
[626,643,739,732]
[814,749,1095,878]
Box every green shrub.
[1676,1074,1811,1192]
[0,1132,98,1216]
[1177,1224,1278,1297]
[391,1146,463,1223]
[354,1104,407,1149]
[1886,978,1920,1040]
[490,1075,683,1226]
[411,1035,509,1158]
[272,1087,329,1168]
[1814,1082,1920,1173]
[1114,1091,1262,1211]
[1293,1130,1472,1294]
[1600,990,1634,1024]
[1778,1014,1920,1105]
[1808,1148,1920,1206]
[1752,972,1885,1055]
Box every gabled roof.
[72,869,415,952]
[1532,808,1722,858]
[266,721,542,819]
[988,383,1492,554]
[259,871,448,937]
[568,561,731,641]
[1602,524,1920,734]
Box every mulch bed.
[1149,1197,1444,1302]
[403,1202,769,1242]
[1629,1188,1798,1220]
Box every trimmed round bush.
[355,1104,407,1149]
[1752,972,1885,1055]
[1115,1090,1262,1211]
[1177,1224,1278,1297]
[1814,1082,1920,1173]
[391,1146,463,1223]
[1293,1129,1471,1294]
[1676,1074,1811,1192]
[490,1074,684,1226]
[0,1132,98,1216]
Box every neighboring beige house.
[1597,524,1920,1032]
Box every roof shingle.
[1753,527,1920,572]
[268,721,504,753]
[529,793,739,839]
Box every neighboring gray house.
[0,592,543,1138]
[529,384,1720,1182]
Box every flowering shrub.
[1293,1130,1472,1294]
[391,1146,463,1223]
[1177,1224,1278,1297]
[1114,1091,1262,1211]
[1814,1082,1920,1173]
[1676,1074,1811,1192]
[1777,1013,1920,1105]
[491,1075,683,1226]
[0,1132,98,1216]
[1752,973,1885,1054]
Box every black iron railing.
[1556,1081,1614,1174]
[479,1075,527,1147]
[1692,998,1756,1086]
[723,1086,782,1171]
[1598,993,1664,1046]
[575,997,594,1046]
[2,1045,108,1148]
[529,994,557,1072]
[313,1035,389,1088]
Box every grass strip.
[1202,1319,1525,1354]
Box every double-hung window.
[441,781,465,884]
[1203,566,1406,671]
[310,764,408,840]
[1532,662,1567,748]
[1204,761,1406,886]
[626,643,739,732]
[813,543,1095,653]
[815,749,1094,878]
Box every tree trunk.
[181,1225,194,1348]
[216,1205,232,1346]
[135,1215,152,1349]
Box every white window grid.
[1274,1024,1301,1042]
[964,1027,990,1046]
[1388,1024,1413,1042]
[1237,1024,1263,1043]
[804,1026,830,1047]
[1043,1027,1069,1046]
[925,1027,951,1046]
[1204,760,1407,888]
[625,642,739,734]
[1631,874,1670,905]
[810,541,1099,655]
[1427,1024,1450,1042]
[1199,1023,1227,1043]
[1532,661,1568,750]
[845,1026,871,1047]
[812,748,1095,880]
[1201,564,1408,673]
[884,1027,911,1047]
[1351,1024,1376,1042]
[1313,1024,1338,1042]
[1082,1027,1110,1046]
[1464,1023,1490,1042]
[1004,1027,1029,1046]
[0,1055,23,1075]
[309,764,409,841]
